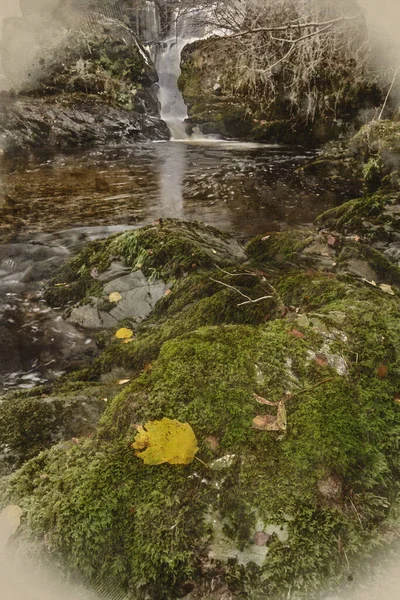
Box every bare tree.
[177,0,376,126]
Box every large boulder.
[2,218,400,599]
[0,9,169,151]
[178,36,383,145]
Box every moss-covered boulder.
[0,386,107,475]
[178,36,382,144]
[0,15,169,151]
[2,221,400,599]
[44,218,247,316]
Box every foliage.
[132,418,199,465]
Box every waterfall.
[155,6,211,140]
[156,36,192,140]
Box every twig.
[237,295,273,306]
[349,497,363,525]
[210,277,253,302]
[379,65,400,120]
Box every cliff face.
[0,2,169,151]
[178,36,383,145]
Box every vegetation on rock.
[2,212,400,598]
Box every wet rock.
[0,16,169,152]
[0,95,169,153]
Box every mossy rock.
[178,37,382,144]
[316,193,400,238]
[0,387,107,474]
[44,219,247,308]
[3,261,400,598]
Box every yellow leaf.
[132,418,198,465]
[115,327,134,339]
[109,292,122,303]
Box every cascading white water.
[156,35,192,140]
[155,7,212,140]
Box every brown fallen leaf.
[253,531,270,546]
[377,365,388,379]
[327,235,339,247]
[164,289,172,296]
[90,267,99,279]
[288,329,305,339]
[252,414,281,431]
[253,393,279,406]
[205,436,220,452]
[315,354,328,367]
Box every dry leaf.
[90,267,99,279]
[380,284,395,296]
[289,329,305,339]
[315,354,328,367]
[117,379,131,385]
[253,393,278,406]
[327,235,339,247]
[377,365,388,379]
[362,278,377,287]
[205,436,220,452]
[164,289,172,296]
[115,327,134,339]
[109,291,122,303]
[262,235,271,241]
[132,418,198,465]
[253,531,270,546]
[122,338,134,344]
[252,414,281,431]
[277,402,287,431]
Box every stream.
[0,140,349,394]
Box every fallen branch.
[379,65,400,120]
[210,277,272,306]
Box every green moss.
[245,231,311,266]
[5,218,400,599]
[316,193,395,234]
[45,219,245,308]
[3,281,400,598]
[0,391,105,471]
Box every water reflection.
[0,141,353,242]
[158,142,185,218]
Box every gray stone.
[103,271,148,295]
